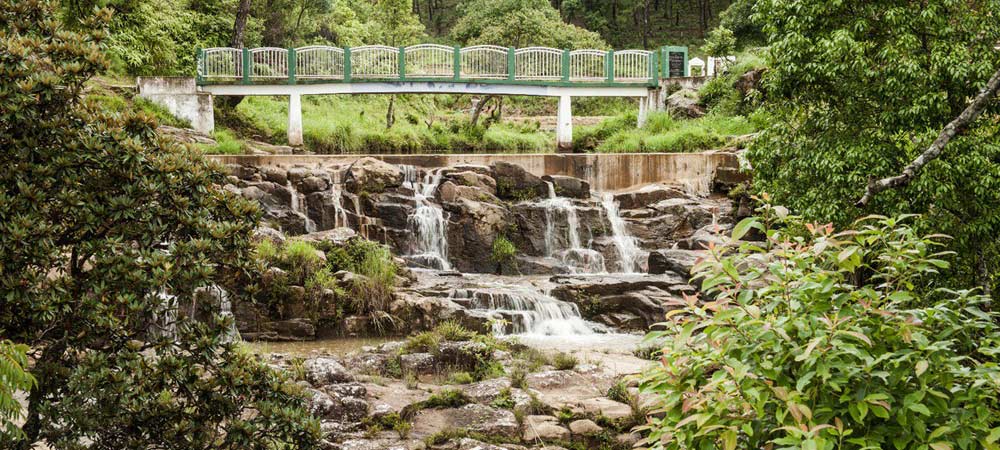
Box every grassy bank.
[574,111,757,153]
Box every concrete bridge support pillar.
[637,95,649,128]
[288,93,303,146]
[137,77,214,134]
[556,95,573,153]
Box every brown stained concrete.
[208,151,741,193]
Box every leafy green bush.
[490,235,518,274]
[638,204,1000,450]
[0,341,34,439]
[447,371,475,385]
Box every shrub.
[606,379,631,405]
[638,204,1000,450]
[552,352,579,371]
[490,235,518,274]
[434,321,477,341]
[447,371,475,385]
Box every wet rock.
[542,175,590,199]
[437,181,499,204]
[226,164,257,180]
[445,171,497,193]
[298,227,357,246]
[568,419,603,436]
[647,249,704,279]
[437,341,490,370]
[445,199,513,273]
[345,157,403,194]
[267,318,316,340]
[666,88,704,118]
[300,175,330,194]
[308,385,369,422]
[491,161,546,201]
[304,357,354,385]
[261,166,288,185]
[549,274,694,330]
[613,184,687,210]
[522,415,569,442]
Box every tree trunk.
[230,0,251,48]
[386,95,396,129]
[15,342,67,450]
[470,95,495,126]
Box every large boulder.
[345,157,403,194]
[445,199,513,273]
[410,404,519,440]
[612,184,688,210]
[303,357,354,385]
[445,171,497,193]
[437,181,500,204]
[542,175,590,199]
[666,88,705,118]
[491,161,547,201]
[647,249,704,279]
[522,415,570,442]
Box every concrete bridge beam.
[556,95,573,153]
[288,93,303,146]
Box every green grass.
[197,129,245,155]
[575,111,757,153]
[228,94,555,154]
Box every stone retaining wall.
[209,151,742,193]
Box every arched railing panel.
[200,48,242,79]
[405,44,453,78]
[351,45,399,79]
[460,45,508,79]
[296,46,344,79]
[569,49,606,82]
[251,47,289,78]
[515,47,562,81]
[613,50,652,82]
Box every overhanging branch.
[856,66,1000,207]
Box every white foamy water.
[601,193,644,273]
[402,166,451,270]
[541,182,606,274]
[451,283,604,336]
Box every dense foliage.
[639,203,1000,449]
[451,0,604,48]
[747,0,1000,292]
[0,1,320,447]
[0,342,33,439]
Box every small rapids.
[449,283,605,336]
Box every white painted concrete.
[637,96,648,128]
[556,95,573,152]
[199,81,651,98]
[138,77,215,134]
[288,93,303,146]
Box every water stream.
[401,166,451,270]
[287,180,317,233]
[600,193,645,274]
[540,182,606,274]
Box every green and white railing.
[197,45,690,86]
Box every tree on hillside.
[0,1,321,447]
[451,0,604,48]
[747,0,1000,293]
[362,0,425,128]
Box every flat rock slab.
[522,415,569,442]
[572,397,633,420]
[411,404,518,440]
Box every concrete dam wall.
[209,151,743,193]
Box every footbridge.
[141,45,693,151]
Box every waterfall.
[451,285,602,336]
[287,181,317,233]
[327,182,349,229]
[541,182,606,274]
[600,193,644,274]
[401,166,451,270]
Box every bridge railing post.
[507,47,515,81]
[453,46,461,81]
[287,48,296,85]
[398,47,406,80]
[561,49,570,82]
[242,47,251,84]
[649,50,658,86]
[606,49,614,83]
[195,47,204,85]
[344,47,352,82]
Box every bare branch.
[856,66,1000,207]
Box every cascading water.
[600,193,644,273]
[287,181,317,233]
[450,284,603,336]
[326,182,349,229]
[401,166,451,270]
[541,182,606,274]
